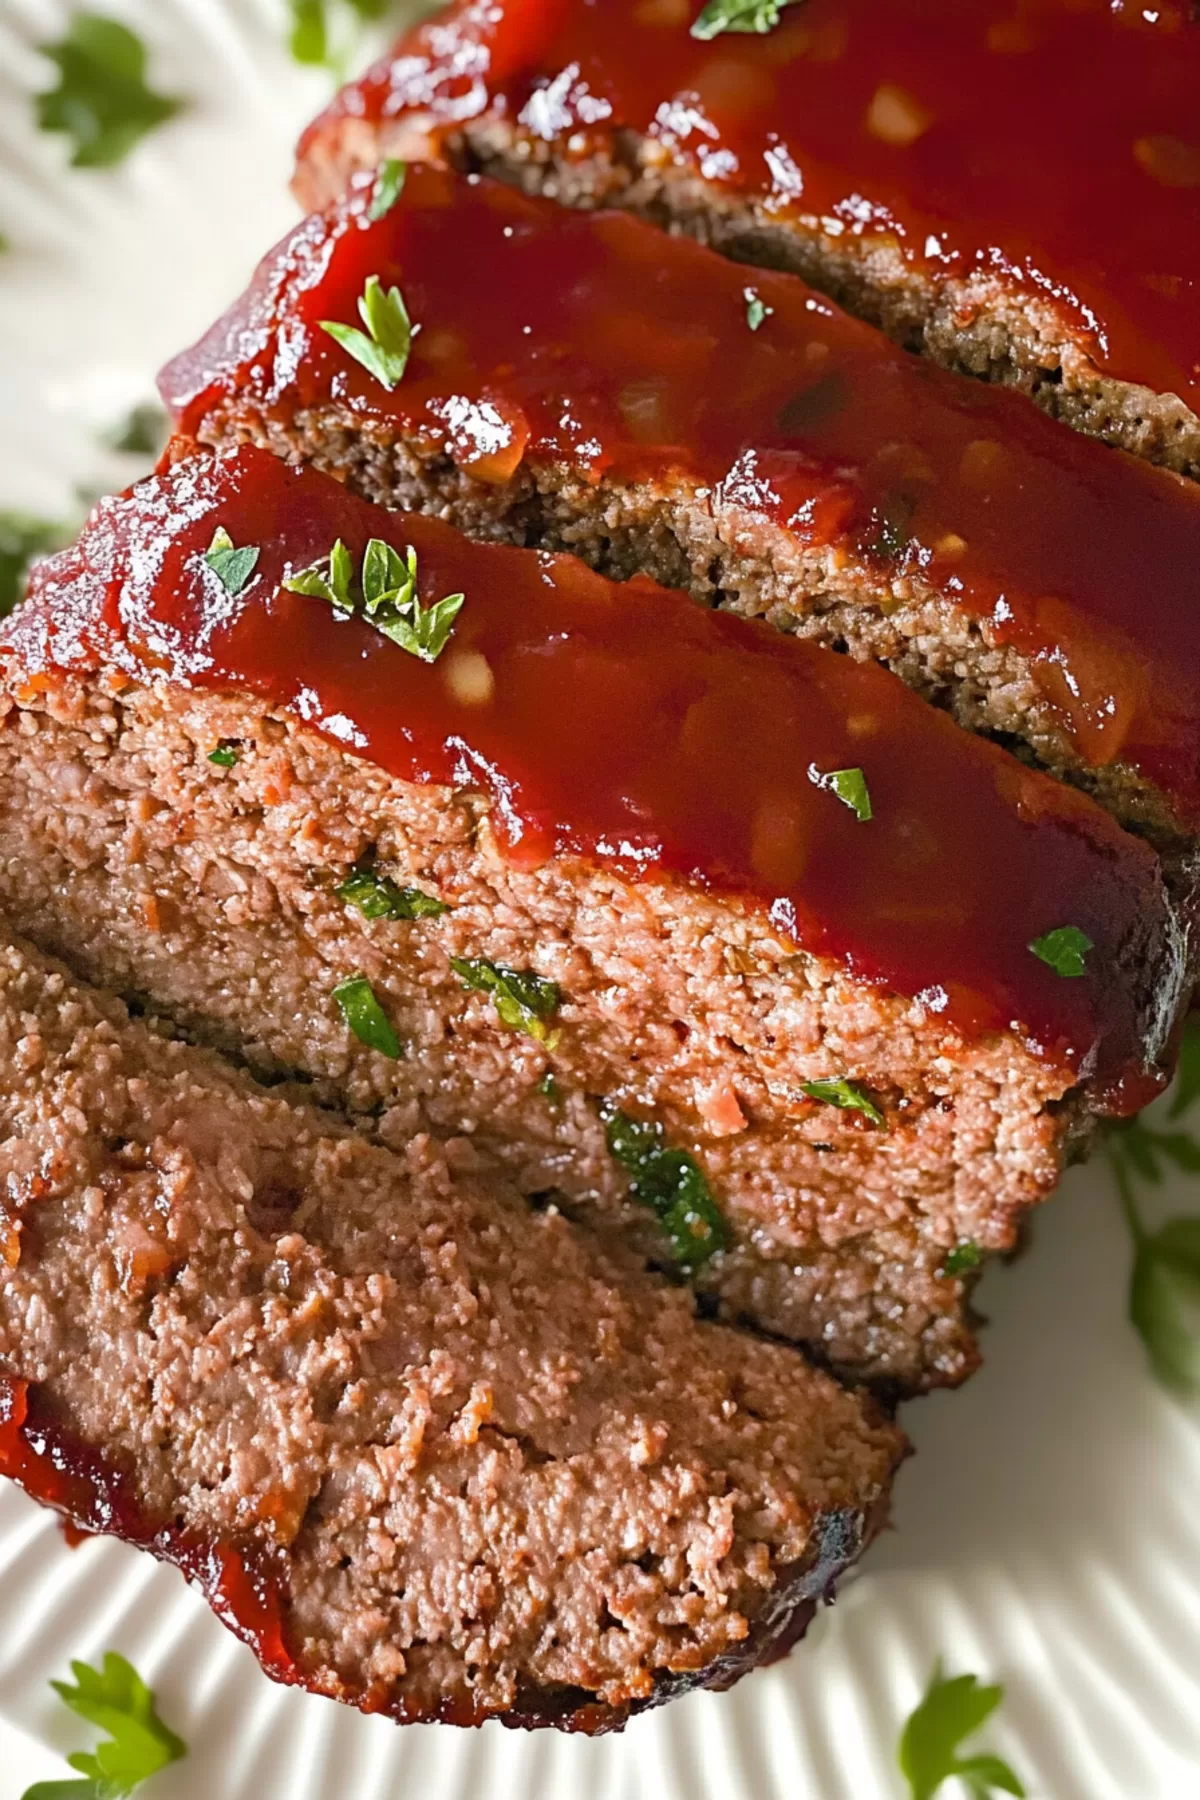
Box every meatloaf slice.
[0,922,906,1729]
[0,443,1189,1395]
[161,164,1200,849]
[294,0,1200,482]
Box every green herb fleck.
[21,1650,186,1800]
[284,537,355,612]
[320,273,414,391]
[207,743,239,769]
[899,1662,1025,1800]
[285,537,464,663]
[692,0,803,38]
[103,403,167,458]
[288,0,389,65]
[1029,924,1093,978]
[332,976,402,1059]
[860,491,916,562]
[942,1240,983,1278]
[204,527,261,598]
[538,1072,563,1104]
[601,1102,729,1268]
[336,856,448,922]
[744,286,772,331]
[369,158,408,222]
[0,513,64,618]
[1109,1106,1200,1393]
[36,14,183,169]
[451,957,561,1044]
[800,1076,886,1127]
[810,764,872,821]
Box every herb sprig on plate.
[898,1663,1025,1800]
[36,14,182,169]
[22,1651,186,1800]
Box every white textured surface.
[1,3,1199,1795]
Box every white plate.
[1,3,1199,1795]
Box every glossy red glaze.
[11,444,1181,1105]
[160,165,1200,828]
[0,1374,296,1684]
[303,0,1200,409]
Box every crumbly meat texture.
[0,925,905,1729]
[195,397,1184,848]
[0,667,1092,1393]
[295,111,1200,487]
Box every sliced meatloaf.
[161,164,1200,848]
[294,0,1200,482]
[0,444,1189,1394]
[0,922,906,1729]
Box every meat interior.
[0,923,903,1728]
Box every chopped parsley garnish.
[692,0,803,37]
[320,274,415,391]
[860,491,916,562]
[800,1076,886,1127]
[103,402,167,458]
[336,856,448,921]
[601,1103,729,1268]
[332,975,402,1059]
[942,1240,983,1278]
[207,742,239,769]
[538,1072,563,1104]
[203,527,260,598]
[36,14,183,169]
[369,158,408,222]
[21,1650,186,1800]
[451,957,561,1044]
[1029,924,1093,978]
[0,513,64,618]
[810,764,873,821]
[898,1662,1025,1800]
[744,286,773,331]
[286,536,464,663]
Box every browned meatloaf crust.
[1,445,1189,1396]
[293,0,1200,483]
[0,922,905,1729]
[161,164,1200,849]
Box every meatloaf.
[0,443,1189,1395]
[294,0,1200,482]
[0,920,906,1728]
[161,164,1200,848]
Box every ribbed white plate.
[1,4,1199,1795]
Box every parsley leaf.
[36,14,182,170]
[809,764,873,821]
[942,1240,983,1277]
[320,274,414,391]
[285,537,464,663]
[22,1651,186,1800]
[207,742,239,769]
[601,1103,729,1268]
[898,1662,1025,1800]
[1109,1108,1200,1392]
[204,527,260,598]
[103,403,167,458]
[451,957,561,1044]
[744,286,773,330]
[1168,1017,1200,1120]
[289,0,389,65]
[332,975,402,1059]
[1029,924,1093,978]
[369,158,408,222]
[692,0,803,38]
[538,1072,563,1104]
[337,856,447,921]
[0,513,64,618]
[800,1076,886,1127]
